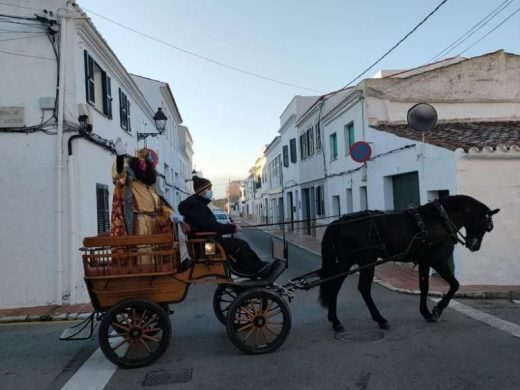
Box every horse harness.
[407,200,469,247]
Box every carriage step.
[59,312,97,341]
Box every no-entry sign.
[350,141,372,163]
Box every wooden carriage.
[62,227,290,369]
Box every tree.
[226,181,242,204]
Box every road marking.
[61,348,116,390]
[432,298,520,338]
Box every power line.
[0,48,55,60]
[458,6,520,56]
[341,0,449,89]
[0,33,45,42]
[82,7,323,93]
[429,0,514,62]
[0,2,42,12]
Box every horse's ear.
[489,208,500,216]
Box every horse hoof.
[378,321,390,329]
[432,306,442,320]
[333,323,345,332]
[425,315,438,323]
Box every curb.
[0,312,92,324]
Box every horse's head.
[464,207,500,252]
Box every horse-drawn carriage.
[61,226,292,369]
[61,195,499,369]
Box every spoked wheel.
[98,299,171,369]
[213,284,242,325]
[226,288,291,354]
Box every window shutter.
[96,184,110,233]
[127,100,131,132]
[315,123,321,150]
[290,138,297,163]
[119,88,127,130]
[308,127,314,156]
[103,75,112,118]
[283,145,289,167]
[84,50,95,104]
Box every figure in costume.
[110,137,173,236]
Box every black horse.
[319,195,499,332]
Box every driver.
[178,175,270,277]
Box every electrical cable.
[429,0,514,62]
[0,33,45,42]
[81,7,323,93]
[0,2,43,12]
[340,0,449,89]
[0,48,54,60]
[457,6,520,56]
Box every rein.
[432,200,467,246]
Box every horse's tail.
[319,224,339,308]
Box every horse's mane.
[421,194,490,214]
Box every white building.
[263,136,283,226]
[0,0,192,308]
[277,96,318,232]
[246,50,520,286]
[130,75,193,210]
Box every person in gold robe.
[110,137,172,236]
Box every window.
[289,138,297,163]
[96,184,110,234]
[360,186,368,210]
[329,132,338,161]
[316,186,324,215]
[84,51,112,118]
[306,127,314,156]
[300,133,308,160]
[344,122,355,155]
[346,188,353,213]
[119,88,131,131]
[283,145,289,167]
[315,122,321,151]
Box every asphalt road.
[1,227,519,390]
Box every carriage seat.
[180,222,273,279]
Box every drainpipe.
[55,14,68,305]
[67,134,82,304]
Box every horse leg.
[358,267,389,329]
[430,261,460,320]
[320,276,347,332]
[418,262,436,322]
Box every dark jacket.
[178,195,235,238]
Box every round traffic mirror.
[407,103,437,132]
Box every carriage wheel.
[213,284,242,325]
[226,288,291,354]
[98,299,171,369]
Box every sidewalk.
[1,221,519,324]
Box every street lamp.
[137,107,168,141]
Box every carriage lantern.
[204,242,217,256]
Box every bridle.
[432,200,468,246]
[432,200,495,249]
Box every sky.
[78,0,520,198]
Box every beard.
[129,157,157,186]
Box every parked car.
[212,210,233,224]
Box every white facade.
[455,149,520,284]
[0,1,192,308]
[263,136,283,226]
[278,96,317,231]
[130,75,192,211]
[245,50,520,286]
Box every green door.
[392,172,420,210]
